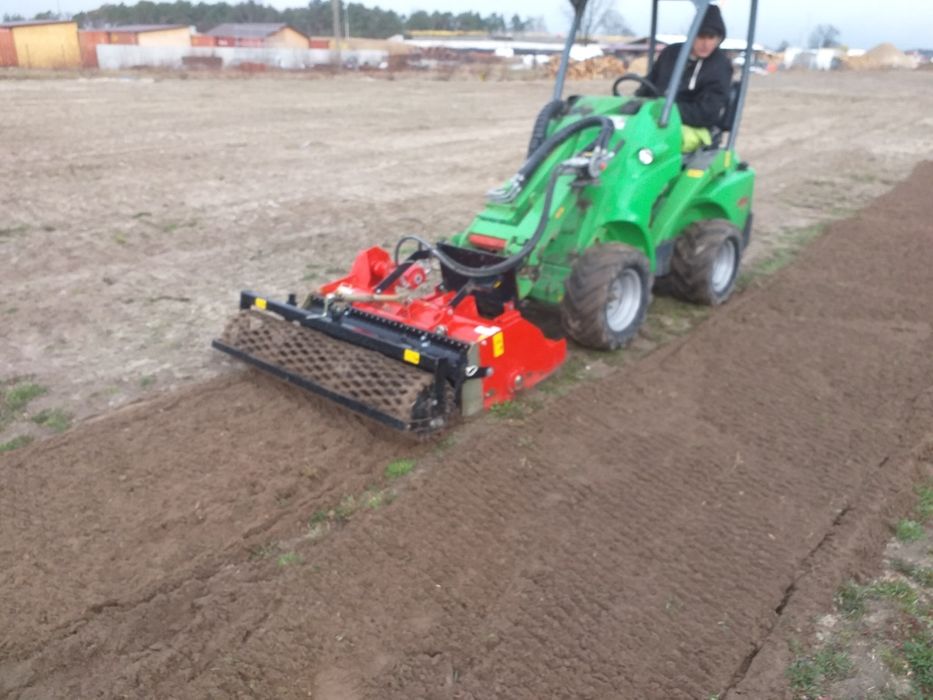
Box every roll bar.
[556,0,758,148]
[650,0,759,145]
[552,0,589,101]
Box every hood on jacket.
[699,4,726,38]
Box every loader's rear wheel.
[560,243,652,350]
[668,219,742,305]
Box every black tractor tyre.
[667,219,743,306]
[560,243,652,350]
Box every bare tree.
[566,0,632,43]
[808,24,840,49]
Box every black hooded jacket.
[636,43,733,128]
[635,6,732,128]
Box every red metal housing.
[319,246,566,412]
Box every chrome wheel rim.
[606,269,643,332]
[711,239,738,294]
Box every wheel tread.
[667,219,742,306]
[560,244,652,350]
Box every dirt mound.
[844,42,919,70]
[2,162,933,697]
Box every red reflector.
[468,233,507,251]
[737,197,749,209]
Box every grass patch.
[32,408,71,433]
[916,483,933,521]
[890,559,933,588]
[868,579,918,611]
[489,400,526,420]
[0,223,29,237]
[739,224,824,287]
[249,542,279,560]
[308,509,329,527]
[433,434,457,452]
[364,491,385,509]
[307,487,396,534]
[364,489,393,510]
[650,294,710,328]
[333,494,357,522]
[4,382,47,413]
[0,435,34,452]
[804,480,933,700]
[276,552,301,567]
[787,644,853,698]
[896,519,925,543]
[384,458,415,480]
[835,580,867,618]
[879,643,910,676]
[836,578,921,617]
[538,354,589,394]
[903,632,933,695]
[139,375,156,389]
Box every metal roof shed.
[106,25,191,47]
[206,23,308,49]
[0,19,80,68]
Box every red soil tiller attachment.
[213,244,566,434]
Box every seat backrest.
[718,80,742,133]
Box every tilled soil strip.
[1,163,932,698]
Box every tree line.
[3,2,546,38]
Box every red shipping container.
[78,30,108,68]
[191,34,215,47]
[107,31,138,45]
[0,28,17,67]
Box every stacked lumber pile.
[548,54,629,79]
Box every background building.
[0,19,80,69]
[106,25,191,47]
[205,23,308,49]
[78,24,190,68]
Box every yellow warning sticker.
[686,169,705,178]
[255,297,267,310]
[555,206,565,220]
[492,332,505,358]
[403,349,421,365]
[724,152,732,168]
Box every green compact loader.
[214,0,760,432]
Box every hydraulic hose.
[395,164,573,279]
[520,115,614,181]
[526,99,567,158]
[391,116,616,280]
[489,115,615,203]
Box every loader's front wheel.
[561,243,652,350]
[668,219,742,305]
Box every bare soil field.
[1,71,933,698]
[2,71,933,434]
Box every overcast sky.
[3,0,931,50]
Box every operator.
[636,4,733,152]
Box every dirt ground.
[2,70,933,436]
[2,71,933,698]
